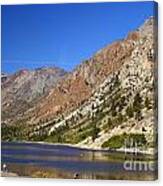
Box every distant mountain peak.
[1,65,67,121]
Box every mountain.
[2,17,157,151]
[21,29,137,124]
[1,67,67,123]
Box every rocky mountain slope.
[1,67,67,123]
[2,17,157,151]
[20,28,137,124]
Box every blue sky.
[2,1,156,73]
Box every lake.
[1,142,157,180]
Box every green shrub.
[108,118,113,127]
[126,105,134,118]
[102,135,124,149]
[1,122,27,141]
[91,124,100,142]
[101,133,147,149]
[145,97,152,110]
[133,93,143,112]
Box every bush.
[116,113,124,124]
[1,122,27,141]
[126,105,134,118]
[102,135,124,149]
[101,133,147,149]
[91,124,100,142]
[108,118,113,127]
[133,93,143,112]
[145,97,152,110]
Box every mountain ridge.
[1,66,67,123]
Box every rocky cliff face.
[2,17,157,151]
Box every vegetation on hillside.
[101,133,147,149]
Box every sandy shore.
[1,171,18,177]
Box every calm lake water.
[1,142,157,180]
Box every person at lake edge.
[2,164,8,172]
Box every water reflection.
[1,142,157,180]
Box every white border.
[0,0,162,186]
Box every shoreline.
[1,171,18,177]
[2,140,156,155]
[1,163,156,180]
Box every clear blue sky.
[2,1,156,73]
